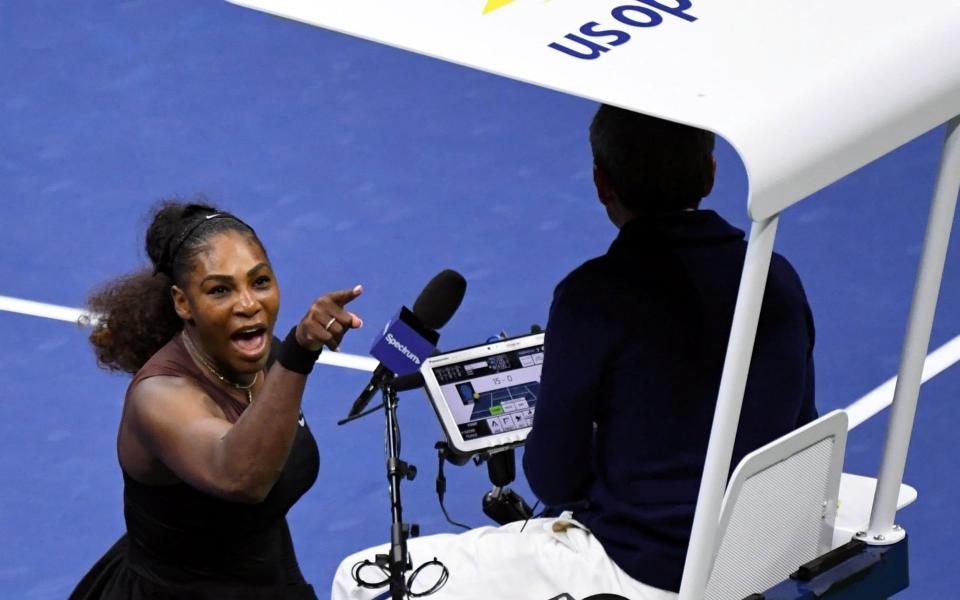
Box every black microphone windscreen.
[412,269,466,330]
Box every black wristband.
[277,326,322,375]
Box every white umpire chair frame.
[224,2,960,598]
[704,410,848,599]
[687,118,958,597]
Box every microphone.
[392,323,543,394]
[390,363,429,392]
[347,270,466,418]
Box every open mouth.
[230,324,268,357]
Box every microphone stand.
[335,400,384,426]
[337,380,419,598]
[336,373,423,426]
[380,381,418,599]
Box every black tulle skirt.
[70,535,318,600]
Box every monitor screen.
[429,342,544,442]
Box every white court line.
[844,333,960,429]
[0,294,378,372]
[2,295,959,404]
[0,295,90,323]
[316,350,378,372]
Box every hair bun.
[145,200,217,273]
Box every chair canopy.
[227,0,960,220]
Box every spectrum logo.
[386,333,422,365]
[483,0,517,14]
[549,0,697,60]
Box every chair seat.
[831,473,918,548]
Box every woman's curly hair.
[87,199,262,374]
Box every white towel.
[331,514,679,600]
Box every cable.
[435,443,471,530]
[407,557,449,597]
[519,499,542,533]
[350,558,389,590]
[351,555,449,597]
[439,493,471,531]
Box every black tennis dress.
[70,334,320,599]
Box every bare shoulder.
[128,374,208,415]
[123,376,227,446]
[119,375,228,482]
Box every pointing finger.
[325,285,363,307]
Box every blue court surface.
[1,2,958,598]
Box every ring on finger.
[323,317,337,331]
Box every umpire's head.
[590,104,716,224]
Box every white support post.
[866,116,960,544]
[679,215,780,599]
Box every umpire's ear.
[703,156,717,198]
[593,164,617,207]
